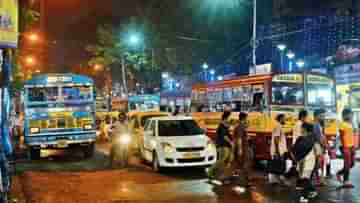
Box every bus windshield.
[272,83,304,105]
[27,85,92,103]
[62,86,92,101]
[28,87,58,102]
[307,84,335,107]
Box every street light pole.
[252,0,257,74]
[280,53,284,72]
[121,57,128,97]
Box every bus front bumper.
[25,130,96,149]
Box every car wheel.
[29,147,40,160]
[152,152,161,172]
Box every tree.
[11,5,40,92]
[86,0,235,89]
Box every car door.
[143,120,156,160]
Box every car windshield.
[307,84,335,107]
[62,86,92,101]
[272,83,304,105]
[28,87,58,102]
[158,120,203,136]
[140,114,167,127]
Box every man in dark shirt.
[208,111,233,185]
[232,112,252,187]
[313,109,328,186]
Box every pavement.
[9,143,360,203]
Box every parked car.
[140,116,217,172]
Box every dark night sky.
[44,1,355,72]
[44,0,260,71]
[46,1,131,69]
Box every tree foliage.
[12,6,40,92]
[86,0,244,88]
[19,6,40,32]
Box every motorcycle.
[110,132,132,168]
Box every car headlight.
[161,143,174,154]
[207,141,216,152]
[84,124,92,130]
[30,127,40,134]
[119,134,131,145]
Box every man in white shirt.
[269,114,288,185]
[293,110,308,145]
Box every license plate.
[183,152,201,159]
[56,140,68,148]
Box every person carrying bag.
[268,114,288,185]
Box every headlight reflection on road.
[250,190,266,203]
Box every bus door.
[232,85,252,112]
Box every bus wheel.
[84,143,95,158]
[29,148,41,160]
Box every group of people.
[208,108,356,202]
[208,111,253,188]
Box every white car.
[140,116,217,172]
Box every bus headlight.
[30,127,40,134]
[161,143,174,154]
[84,124,92,130]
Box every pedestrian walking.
[208,111,233,185]
[336,109,356,188]
[268,114,289,186]
[295,123,318,202]
[110,112,131,168]
[312,109,328,186]
[232,112,252,187]
[292,110,308,188]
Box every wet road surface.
[10,144,360,203]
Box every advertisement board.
[249,63,272,75]
[0,0,18,48]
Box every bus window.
[28,87,58,102]
[223,88,232,102]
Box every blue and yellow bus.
[23,74,96,159]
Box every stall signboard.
[334,63,360,84]
[307,75,334,85]
[0,0,18,48]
